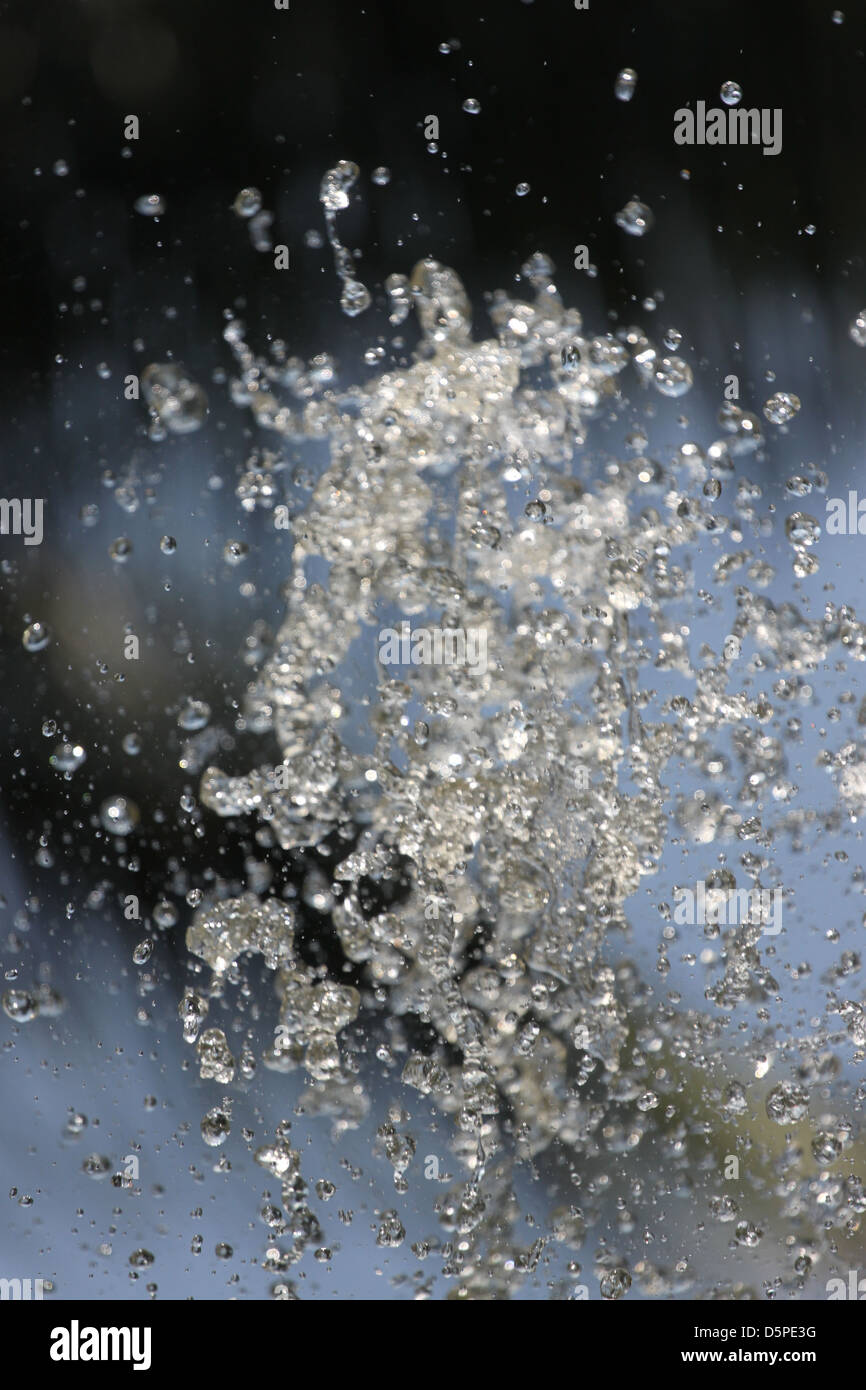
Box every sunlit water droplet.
[615,199,654,237]
[614,68,638,101]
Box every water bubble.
[22,621,52,653]
[134,194,165,217]
[129,1249,154,1268]
[515,182,531,197]
[462,97,481,115]
[720,80,742,106]
[53,159,69,176]
[763,391,801,424]
[614,68,638,101]
[132,939,153,965]
[615,199,654,237]
[160,535,176,554]
[100,795,140,836]
[371,166,391,186]
[232,187,262,218]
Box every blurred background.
[2,0,866,1300]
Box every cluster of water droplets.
[149,165,866,1298]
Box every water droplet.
[763,391,801,424]
[160,535,176,554]
[614,68,638,101]
[371,166,391,186]
[765,1081,809,1125]
[849,310,866,346]
[134,194,165,217]
[615,199,654,237]
[462,97,481,115]
[653,356,693,397]
[50,741,86,773]
[100,795,140,836]
[142,363,208,434]
[223,540,249,566]
[82,1154,112,1179]
[2,990,39,1022]
[339,279,372,317]
[720,80,742,106]
[599,1268,632,1299]
[319,160,359,212]
[785,512,820,546]
[201,1108,231,1147]
[109,536,133,563]
[232,187,262,218]
[133,939,153,965]
[178,699,211,731]
[515,182,530,197]
[22,621,52,653]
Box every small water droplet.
[615,199,654,237]
[23,621,52,653]
[100,795,140,836]
[614,68,638,101]
[763,391,801,424]
[134,193,165,217]
[720,80,742,106]
[232,187,262,218]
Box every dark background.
[3,0,866,382]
